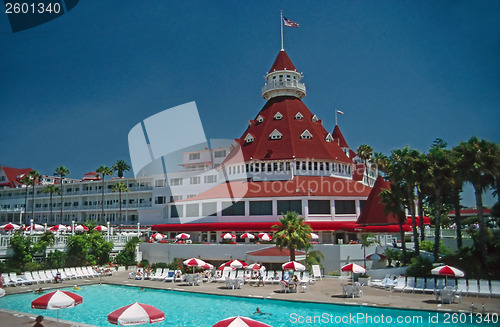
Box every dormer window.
[325,133,333,143]
[244,133,255,143]
[295,112,303,120]
[256,115,264,123]
[269,129,283,140]
[301,130,313,140]
[248,120,254,127]
[311,115,318,122]
[274,112,283,120]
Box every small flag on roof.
[283,16,299,28]
[337,110,344,115]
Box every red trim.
[269,50,297,72]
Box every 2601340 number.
[5,2,61,14]
[443,313,498,324]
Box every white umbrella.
[240,233,255,239]
[1,222,21,231]
[151,233,165,241]
[183,258,207,273]
[257,233,272,241]
[246,263,264,271]
[219,260,248,270]
[431,265,465,278]
[282,261,306,271]
[25,224,45,231]
[175,233,191,240]
[341,263,366,283]
[32,290,83,324]
[49,224,68,232]
[221,233,236,240]
[94,225,108,232]
[309,233,319,240]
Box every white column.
[71,220,75,236]
[30,219,33,236]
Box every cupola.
[262,50,306,100]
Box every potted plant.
[358,273,371,286]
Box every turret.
[261,50,306,100]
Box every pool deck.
[1,270,499,327]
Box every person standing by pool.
[257,264,265,287]
[33,315,44,327]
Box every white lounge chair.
[456,279,467,294]
[64,268,76,279]
[2,273,16,286]
[446,278,457,288]
[467,279,480,296]
[150,268,162,281]
[174,270,184,283]
[413,278,425,293]
[490,280,500,297]
[23,271,36,285]
[478,279,491,297]
[371,274,391,288]
[403,277,415,293]
[37,270,52,283]
[164,271,175,283]
[424,278,436,293]
[9,272,26,286]
[273,271,283,284]
[392,276,406,292]
[435,278,446,291]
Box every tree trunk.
[398,214,407,264]
[60,177,64,225]
[24,187,28,225]
[417,191,425,243]
[453,187,463,249]
[433,190,442,261]
[101,178,105,225]
[474,186,487,265]
[31,184,35,223]
[119,190,122,233]
[410,198,419,255]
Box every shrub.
[405,256,433,277]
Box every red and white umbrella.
[221,233,236,240]
[1,222,21,231]
[49,224,68,232]
[74,225,89,232]
[309,233,319,240]
[24,224,45,231]
[94,225,108,232]
[240,233,255,239]
[201,263,214,270]
[32,290,83,323]
[212,316,272,327]
[175,233,191,240]
[108,302,165,326]
[219,260,248,270]
[151,233,165,241]
[366,253,386,261]
[431,265,465,278]
[257,233,272,241]
[282,261,306,271]
[246,263,264,271]
[183,257,207,273]
[341,263,366,274]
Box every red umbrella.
[151,233,165,241]
[74,225,89,232]
[94,225,108,232]
[212,316,272,327]
[183,258,207,273]
[282,261,306,271]
[201,263,214,270]
[108,302,165,326]
[341,263,366,283]
[49,224,68,232]
[221,233,236,240]
[246,263,263,270]
[257,233,272,241]
[175,233,190,240]
[1,222,21,231]
[24,224,45,231]
[219,260,248,270]
[32,290,83,323]
[240,233,255,239]
[431,265,465,277]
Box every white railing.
[261,80,306,93]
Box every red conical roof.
[1,166,33,188]
[357,176,399,225]
[332,125,349,148]
[269,50,297,72]
[224,96,351,163]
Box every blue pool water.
[0,284,494,326]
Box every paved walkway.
[1,270,499,327]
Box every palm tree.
[372,152,390,177]
[449,147,466,249]
[413,152,430,243]
[112,181,129,233]
[357,144,373,184]
[454,137,497,264]
[112,160,131,178]
[96,165,114,224]
[28,170,42,223]
[361,233,379,267]
[20,175,33,224]
[43,185,60,224]
[54,166,69,224]
[272,211,312,261]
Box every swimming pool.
[0,284,494,326]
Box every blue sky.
[1,1,499,206]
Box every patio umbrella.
[219,260,248,270]
[1,222,21,231]
[221,233,236,240]
[201,263,214,270]
[74,225,89,232]
[246,263,264,270]
[212,316,272,327]
[366,253,386,261]
[309,233,319,240]
[49,224,68,232]
[183,258,207,273]
[240,233,255,239]
[257,233,272,241]
[32,290,83,324]
[94,225,108,232]
[24,224,45,231]
[341,263,366,283]
[108,302,165,326]
[282,261,306,271]
[151,233,165,241]
[431,265,465,278]
[175,233,191,240]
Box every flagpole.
[280,10,284,50]
[335,109,338,126]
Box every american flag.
[283,16,299,28]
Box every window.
[155,196,166,204]
[274,112,283,120]
[171,205,183,218]
[222,201,245,216]
[189,153,201,160]
[359,200,367,212]
[335,200,356,214]
[204,175,217,183]
[311,115,318,122]
[256,115,264,123]
[277,200,302,215]
[202,202,217,216]
[249,201,272,215]
[244,133,255,143]
[155,179,166,187]
[169,195,182,202]
[325,133,333,142]
[300,130,313,139]
[214,150,226,158]
[308,200,331,214]
[186,204,199,217]
[190,176,200,185]
[269,129,283,140]
[170,178,183,186]
[295,112,303,120]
